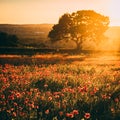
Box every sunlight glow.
[0,0,120,26]
[108,0,120,26]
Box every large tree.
[48,10,109,50]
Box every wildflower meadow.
[0,53,120,120]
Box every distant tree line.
[0,31,19,47]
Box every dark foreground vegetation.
[1,47,120,56]
[0,47,76,55]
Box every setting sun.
[0,0,120,26]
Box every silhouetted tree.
[48,10,109,50]
[0,31,19,47]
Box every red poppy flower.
[84,113,91,119]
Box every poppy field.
[0,53,120,120]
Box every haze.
[0,0,120,26]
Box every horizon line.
[0,23,120,27]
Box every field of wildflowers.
[0,53,120,120]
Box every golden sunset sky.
[0,0,120,26]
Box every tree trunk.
[75,39,83,51]
[72,37,83,52]
[76,43,82,51]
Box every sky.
[0,0,120,26]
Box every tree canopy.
[0,31,19,47]
[48,10,109,50]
